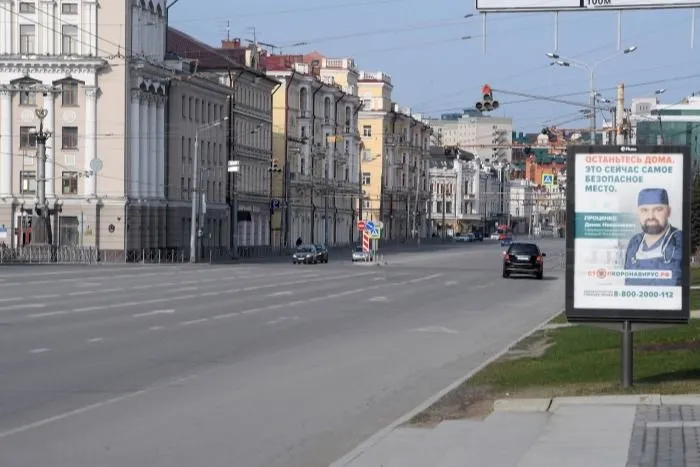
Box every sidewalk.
[333,394,700,467]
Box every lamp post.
[189,117,228,263]
[32,108,52,246]
[547,46,638,144]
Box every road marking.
[412,326,459,334]
[29,348,50,354]
[68,291,94,296]
[180,318,208,326]
[4,303,47,310]
[0,297,23,303]
[368,296,388,302]
[266,316,300,325]
[86,337,104,343]
[33,293,59,299]
[179,280,199,285]
[372,277,385,281]
[132,284,151,290]
[269,290,292,297]
[178,286,199,292]
[75,282,102,288]
[149,326,163,331]
[444,280,458,286]
[201,291,220,297]
[132,309,176,318]
[213,312,240,319]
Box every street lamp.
[546,46,638,144]
[189,116,228,263]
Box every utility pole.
[32,108,52,246]
[441,187,446,241]
[189,133,201,263]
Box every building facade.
[426,110,513,163]
[264,54,360,248]
[166,28,279,250]
[357,70,431,240]
[0,0,174,254]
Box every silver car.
[351,245,371,262]
[292,245,318,264]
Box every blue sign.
[542,174,554,185]
[365,221,376,233]
[270,199,281,209]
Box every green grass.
[692,266,700,285]
[468,320,700,397]
[548,312,568,324]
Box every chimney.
[221,37,241,49]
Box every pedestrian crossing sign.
[542,173,555,186]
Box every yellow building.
[264,55,361,248]
[357,71,432,240]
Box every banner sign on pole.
[565,144,691,324]
[475,0,700,13]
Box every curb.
[493,394,700,413]
[327,308,564,467]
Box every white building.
[428,151,506,235]
[426,110,513,163]
[508,179,536,235]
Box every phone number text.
[613,290,675,299]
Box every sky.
[168,1,700,133]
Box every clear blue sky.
[169,1,700,133]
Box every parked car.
[351,245,371,262]
[292,244,319,264]
[454,233,472,242]
[314,244,329,263]
[502,242,546,280]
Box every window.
[362,125,372,137]
[19,2,35,13]
[61,171,78,194]
[446,202,452,214]
[62,25,78,54]
[19,91,35,106]
[19,126,37,149]
[61,3,78,14]
[20,171,36,194]
[19,25,35,54]
[61,127,78,149]
[362,150,372,161]
[62,81,78,106]
[362,172,371,185]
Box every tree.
[691,168,700,255]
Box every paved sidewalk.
[333,394,700,467]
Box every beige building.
[262,53,361,248]
[166,29,279,251]
[357,71,431,240]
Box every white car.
[351,245,372,262]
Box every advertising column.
[565,145,691,324]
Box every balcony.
[358,71,392,84]
[322,57,357,71]
[299,109,310,120]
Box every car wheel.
[536,271,543,280]
[502,269,510,278]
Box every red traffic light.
[481,84,492,95]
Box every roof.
[167,27,243,69]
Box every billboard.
[476,0,700,13]
[565,145,691,324]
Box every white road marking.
[266,316,300,325]
[29,348,50,354]
[372,277,385,281]
[269,290,292,297]
[33,293,59,299]
[0,297,23,303]
[149,326,163,331]
[178,286,199,292]
[132,309,176,318]
[3,303,46,311]
[74,282,102,288]
[131,284,151,290]
[412,326,459,334]
[180,318,208,326]
[179,280,199,285]
[212,312,240,319]
[86,337,104,343]
[368,296,389,302]
[201,291,220,297]
[68,291,94,296]
[444,280,458,286]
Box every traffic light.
[268,158,282,173]
[475,84,499,112]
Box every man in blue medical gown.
[623,188,682,286]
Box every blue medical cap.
[638,188,669,206]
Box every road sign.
[228,160,240,173]
[374,220,384,230]
[365,221,376,233]
[362,230,370,252]
[357,220,366,231]
[542,173,554,186]
[369,228,381,239]
[270,199,281,209]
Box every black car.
[292,244,319,264]
[502,242,546,279]
[314,244,329,263]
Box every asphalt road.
[0,238,566,467]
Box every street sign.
[369,228,381,239]
[365,221,376,233]
[357,220,366,231]
[542,174,554,186]
[374,220,384,230]
[227,160,240,173]
[270,199,281,209]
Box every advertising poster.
[565,145,690,323]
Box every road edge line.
[328,308,563,467]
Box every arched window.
[140,0,146,8]
[156,4,163,16]
[148,0,154,13]
[299,88,308,116]
[344,106,351,131]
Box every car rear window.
[508,244,539,255]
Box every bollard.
[209,249,212,264]
[141,249,145,264]
[158,250,161,264]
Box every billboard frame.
[475,0,700,13]
[564,144,692,325]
